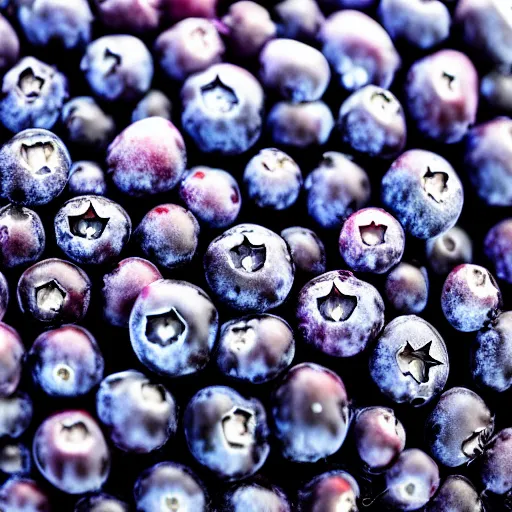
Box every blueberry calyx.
[442,71,455,90]
[17,67,44,101]
[60,421,89,444]
[316,281,357,322]
[21,141,54,175]
[396,341,443,384]
[359,222,387,246]
[35,280,66,313]
[423,168,448,203]
[140,383,166,403]
[144,308,187,347]
[221,407,254,449]
[68,202,109,240]
[201,75,238,113]
[103,47,121,76]
[230,236,266,272]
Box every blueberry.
[181,63,264,155]
[485,219,512,284]
[0,442,30,477]
[353,406,406,472]
[16,0,92,49]
[163,0,218,21]
[425,475,484,512]
[61,97,116,152]
[0,477,50,512]
[441,264,502,332]
[383,449,440,511]
[129,279,218,377]
[55,195,131,265]
[0,14,19,74]
[267,101,334,148]
[319,0,376,7]
[481,71,512,116]
[215,314,295,384]
[93,0,161,34]
[455,0,512,69]
[132,90,172,123]
[33,410,110,495]
[0,204,45,268]
[134,204,199,269]
[338,85,406,159]
[74,493,129,512]
[274,0,325,42]
[68,162,107,197]
[369,315,449,406]
[426,387,494,468]
[0,392,32,439]
[0,128,71,206]
[102,257,162,328]
[29,325,104,397]
[0,57,68,132]
[222,482,290,511]
[382,149,464,239]
[385,263,429,314]
[134,462,207,512]
[106,117,187,196]
[339,207,405,274]
[305,152,371,230]
[260,39,330,103]
[81,35,153,102]
[379,0,451,50]
[464,118,512,207]
[280,226,326,277]
[184,385,269,480]
[0,323,23,398]
[221,1,276,59]
[155,18,224,82]
[298,470,359,512]
[271,363,350,462]
[296,270,384,357]
[479,428,512,494]
[179,167,241,229]
[17,258,91,324]
[426,226,473,275]
[0,274,7,320]
[319,10,400,91]
[405,49,478,144]
[471,311,512,392]
[243,148,302,210]
[96,370,177,453]
[204,223,294,312]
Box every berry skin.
[96,370,177,453]
[243,148,302,211]
[0,14,19,75]
[0,477,50,512]
[215,314,295,384]
[132,90,172,123]
[17,258,91,325]
[68,162,107,197]
[134,204,199,270]
[352,406,406,472]
[0,392,32,439]
[405,49,479,144]
[338,85,407,159]
[106,117,187,197]
[485,218,512,284]
[267,101,334,148]
[425,475,484,512]
[274,0,325,42]
[441,264,502,332]
[181,63,264,155]
[54,195,132,266]
[0,128,71,206]
[28,325,104,397]
[74,493,129,512]
[382,149,464,239]
[0,274,6,321]
[383,449,440,511]
[93,0,161,34]
[0,57,68,133]
[204,223,294,313]
[102,257,162,328]
[134,462,207,512]
[81,35,153,102]
[481,71,512,116]
[33,410,110,495]
[385,263,429,315]
[271,363,350,462]
[184,386,270,480]
[221,482,290,512]
[369,315,449,406]
[0,204,45,268]
[319,10,400,92]
[0,442,31,478]
[426,226,473,276]
[129,279,218,377]
[305,152,371,230]
[464,118,512,207]
[339,207,405,274]
[155,18,224,82]
[179,167,241,228]
[298,470,359,512]
[296,270,385,357]
[0,323,23,398]
[425,387,494,468]
[471,311,512,393]
[280,226,326,277]
[259,39,330,103]
[480,428,512,495]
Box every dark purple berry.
[132,90,172,123]
[385,263,429,314]
[93,0,161,34]
[0,442,30,478]
[74,493,129,512]
[0,323,23,398]
[0,274,6,321]
[280,226,326,277]
[425,475,484,512]
[426,226,473,275]
[68,162,107,197]
[479,428,512,494]
[0,14,18,75]
[0,477,50,512]
[481,71,512,116]
[0,392,32,439]
[222,482,290,511]
[274,0,325,42]
[485,219,512,284]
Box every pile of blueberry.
[0,0,510,510]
